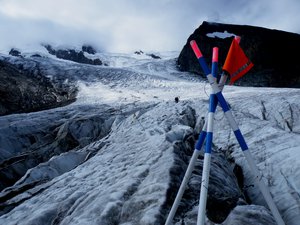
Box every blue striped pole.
[190,40,285,225]
[164,55,229,225]
[197,47,219,225]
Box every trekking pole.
[190,40,285,225]
[197,47,219,225]
[164,51,229,225]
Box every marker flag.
[223,37,254,84]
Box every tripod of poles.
[165,38,285,225]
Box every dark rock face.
[178,21,300,88]
[0,59,77,116]
[31,54,41,58]
[134,50,144,55]
[134,50,161,59]
[8,49,21,57]
[147,53,161,59]
[82,45,97,54]
[43,44,102,65]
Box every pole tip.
[190,40,203,58]
[212,47,219,62]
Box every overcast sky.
[0,0,299,53]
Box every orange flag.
[223,37,254,84]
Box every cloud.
[0,13,108,52]
[0,0,299,53]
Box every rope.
[203,82,209,98]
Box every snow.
[1,49,300,225]
[206,31,236,39]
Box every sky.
[0,0,300,53]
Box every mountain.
[177,21,300,88]
[0,58,77,116]
[0,42,300,225]
[43,44,103,65]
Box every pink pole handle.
[190,40,203,58]
[212,47,219,63]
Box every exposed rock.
[147,53,161,59]
[8,49,21,57]
[0,59,77,116]
[177,21,300,88]
[43,44,102,65]
[82,45,97,54]
[134,50,161,59]
[31,54,41,58]
[134,50,144,55]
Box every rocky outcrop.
[134,50,161,59]
[81,45,97,55]
[82,45,97,54]
[8,49,21,57]
[0,59,77,116]
[43,44,102,65]
[178,21,300,88]
[147,53,161,59]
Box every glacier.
[0,50,300,225]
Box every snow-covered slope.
[0,50,300,225]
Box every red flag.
[223,37,254,84]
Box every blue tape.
[212,62,218,78]
[209,95,218,113]
[195,131,207,151]
[234,129,248,151]
[205,132,213,153]
[198,57,210,75]
[216,92,230,112]
[209,94,215,112]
